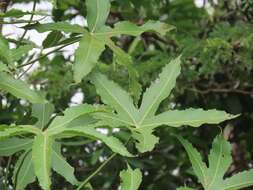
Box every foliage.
[0,0,252,190]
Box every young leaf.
[32,132,53,190]
[91,72,139,126]
[176,135,208,186]
[138,57,181,124]
[96,20,175,37]
[73,33,105,83]
[52,143,80,185]
[0,72,46,103]
[120,165,142,190]
[13,150,36,190]
[0,137,33,156]
[32,103,55,129]
[61,126,133,157]
[142,109,238,129]
[177,135,253,190]
[86,0,111,32]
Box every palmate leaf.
[120,165,142,190]
[73,33,105,83]
[86,0,111,32]
[0,72,46,104]
[13,150,36,190]
[32,132,53,190]
[32,103,55,129]
[0,137,33,156]
[91,56,237,153]
[177,134,253,190]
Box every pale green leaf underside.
[91,72,139,126]
[86,0,111,32]
[13,151,36,190]
[138,56,181,124]
[177,187,195,190]
[0,137,33,156]
[73,33,105,83]
[120,165,142,190]
[31,22,86,33]
[47,104,104,135]
[222,170,253,190]
[176,135,208,186]
[0,72,46,104]
[142,108,238,129]
[11,44,34,62]
[206,134,232,190]
[32,103,55,129]
[61,126,133,157]
[32,133,53,190]
[178,135,253,190]
[52,143,80,185]
[96,20,175,37]
[132,128,159,153]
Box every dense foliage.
[0,0,253,189]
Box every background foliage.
[0,0,253,189]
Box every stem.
[17,39,80,69]
[76,153,117,190]
[17,0,37,48]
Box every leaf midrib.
[138,63,178,125]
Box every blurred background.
[0,0,253,189]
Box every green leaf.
[47,104,104,135]
[86,0,111,32]
[32,103,55,129]
[0,125,40,140]
[0,72,46,103]
[91,72,139,126]
[177,187,195,190]
[222,170,253,190]
[96,20,174,37]
[206,134,232,190]
[0,137,33,156]
[32,132,53,190]
[61,126,133,157]
[42,31,63,48]
[11,44,34,62]
[176,135,208,186]
[52,142,80,185]
[28,22,86,33]
[142,109,238,129]
[132,128,159,153]
[138,57,181,125]
[0,63,8,72]
[120,165,142,190]
[13,151,36,190]
[0,35,11,65]
[73,33,105,83]
[177,135,253,190]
